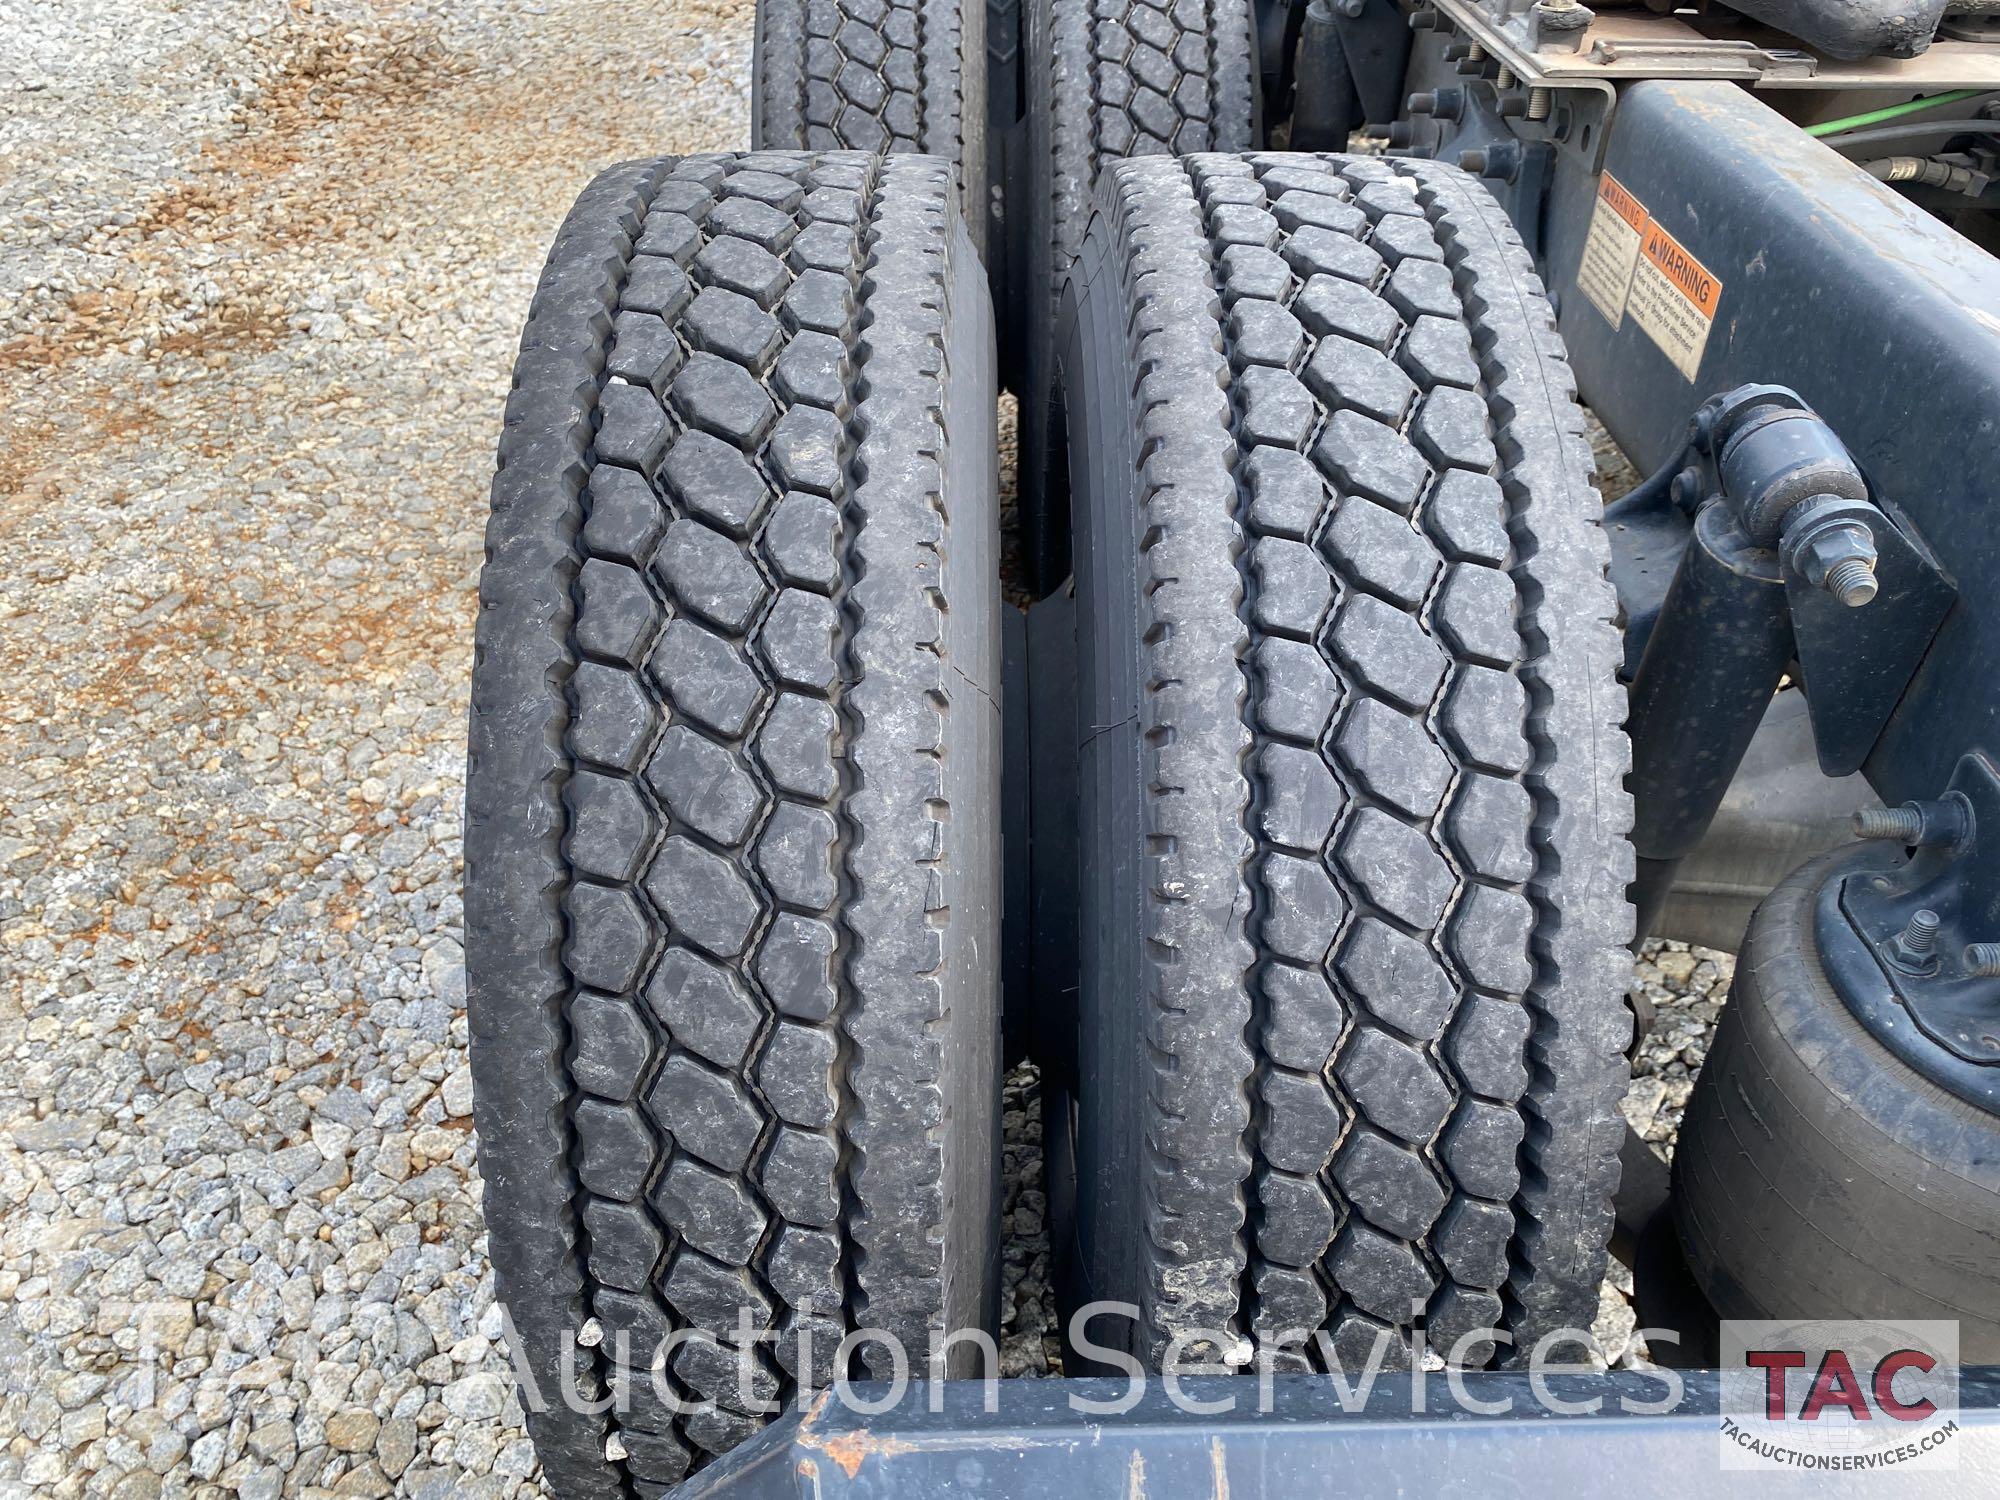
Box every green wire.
[1808,89,1990,137]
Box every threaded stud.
[1528,85,1552,120]
[1892,909,1942,970]
[1965,943,2000,978]
[1825,555,1879,607]
[1854,805,1926,842]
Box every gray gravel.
[0,5,1725,1492]
[0,2,752,1494]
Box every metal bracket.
[1821,753,2000,1109]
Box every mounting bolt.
[1890,909,1943,972]
[1457,147,1489,173]
[1852,796,1973,849]
[1854,805,1927,843]
[1528,85,1553,119]
[1496,65,1517,87]
[1965,944,2000,978]
[1824,553,1879,607]
[1780,501,1879,608]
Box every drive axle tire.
[752,0,989,261]
[466,151,1001,1493]
[1014,0,1259,592]
[1057,153,1635,1369]
[1675,847,2000,1357]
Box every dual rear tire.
[471,11,1642,1491]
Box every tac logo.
[1719,1320,1960,1472]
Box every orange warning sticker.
[1577,173,1722,382]
[1576,173,1648,329]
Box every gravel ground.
[0,6,1722,1493]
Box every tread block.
[652,1155,770,1265]
[567,770,658,885]
[565,882,659,995]
[1433,563,1520,669]
[646,1053,767,1174]
[1325,1308,1413,1372]
[759,589,841,694]
[576,1099,659,1202]
[608,312,685,398]
[570,661,661,773]
[1257,1168,1340,1265]
[572,995,658,1101]
[1448,994,1530,1102]
[1331,1126,1447,1241]
[1258,1068,1345,1174]
[1329,1218,1435,1324]
[1428,1282,1504,1367]
[759,1126,842,1228]
[1313,410,1429,516]
[662,430,774,538]
[757,1021,840,1128]
[646,725,764,848]
[1244,446,1328,542]
[1256,742,1342,853]
[694,236,789,308]
[768,405,845,497]
[1448,884,1536,995]
[1295,275,1401,351]
[1425,469,1510,564]
[1228,299,1305,369]
[1446,773,1535,884]
[575,559,663,668]
[657,519,768,635]
[1260,852,1345,966]
[756,802,840,910]
[1253,636,1341,745]
[756,693,841,801]
[671,352,778,449]
[1327,593,1446,739]
[1280,226,1382,287]
[644,836,763,960]
[764,1223,843,1310]
[1251,1261,1329,1341]
[1433,1197,1513,1289]
[584,466,671,565]
[582,1197,666,1292]
[1320,494,1438,610]
[755,913,839,1022]
[1237,366,1317,450]
[1334,916,1454,1043]
[1337,1024,1453,1144]
[1261,960,1344,1073]
[1249,537,1333,639]
[649,620,766,739]
[662,1249,774,1340]
[765,492,843,593]
[1439,665,1530,775]
[772,329,850,409]
[1441,1097,1525,1199]
[1303,336,1416,428]
[1333,698,1450,821]
[645,946,763,1070]
[1401,315,1480,393]
[1412,387,1497,474]
[685,286,785,374]
[1335,807,1454,932]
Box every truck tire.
[1014,0,1258,592]
[1056,153,1635,1369]
[466,152,1002,1493]
[1674,847,2000,1358]
[752,0,989,262]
